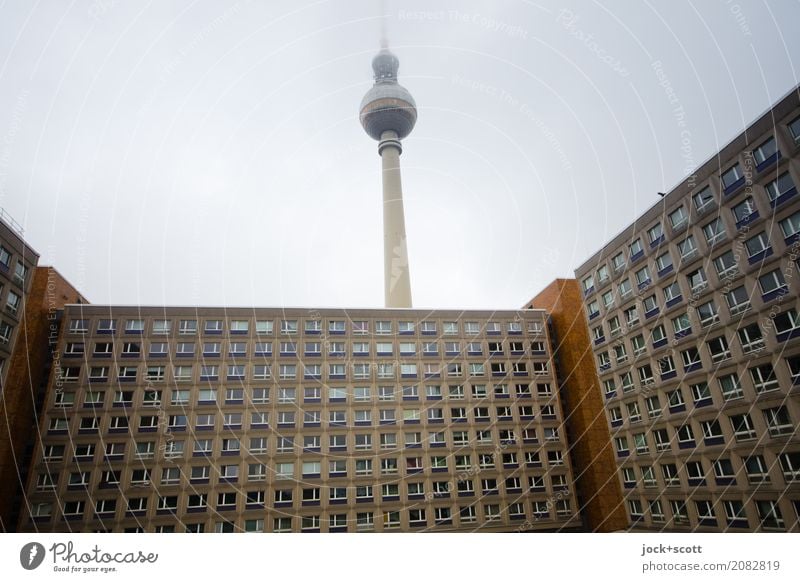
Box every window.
[647,222,663,244]
[280,320,297,335]
[774,308,800,336]
[752,136,777,165]
[779,210,800,239]
[607,254,624,274]
[738,323,764,353]
[355,459,372,476]
[202,342,221,356]
[712,458,736,482]
[203,319,223,334]
[0,246,10,269]
[788,355,800,382]
[252,387,270,403]
[618,278,632,298]
[650,324,666,346]
[581,275,594,292]
[173,318,196,335]
[718,374,742,401]
[744,455,770,484]
[713,250,737,279]
[676,424,694,445]
[597,264,609,282]
[63,501,85,518]
[662,463,679,487]
[69,319,89,334]
[624,306,639,327]
[669,206,688,229]
[645,395,661,418]
[658,354,676,375]
[655,251,673,272]
[301,516,320,531]
[256,320,273,335]
[702,218,726,244]
[629,238,643,258]
[677,235,697,260]
[696,299,718,326]
[5,290,21,314]
[725,285,750,315]
[150,319,170,335]
[756,500,784,530]
[749,363,779,394]
[745,231,770,257]
[759,269,787,296]
[721,163,743,189]
[628,499,644,520]
[707,335,730,363]
[604,380,617,398]
[700,419,722,441]
[635,266,651,287]
[421,321,437,334]
[693,186,714,211]
[690,381,711,404]
[790,115,800,144]
[666,388,684,409]
[778,452,800,482]
[765,172,795,203]
[687,267,707,293]
[602,290,614,308]
[763,406,792,437]
[732,196,757,224]
[441,321,459,335]
[730,413,756,441]
[672,313,690,335]
[626,401,641,423]
[663,281,681,302]
[124,319,144,332]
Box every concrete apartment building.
[0,211,38,383]
[19,305,580,532]
[573,87,800,531]
[0,210,86,531]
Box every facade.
[526,279,629,532]
[0,266,86,531]
[20,305,581,533]
[574,87,800,531]
[0,210,38,384]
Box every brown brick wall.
[527,279,628,532]
[0,266,85,531]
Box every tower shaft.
[379,130,412,308]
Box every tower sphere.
[359,48,417,141]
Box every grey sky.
[0,0,798,309]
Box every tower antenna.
[379,0,388,48]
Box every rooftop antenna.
[379,0,388,49]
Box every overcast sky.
[1,0,798,310]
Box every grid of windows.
[26,308,575,533]
[575,99,800,532]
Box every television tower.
[359,46,417,308]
